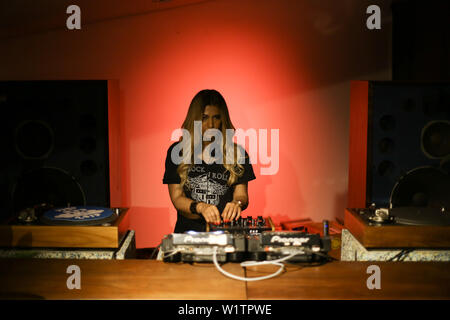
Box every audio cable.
[212,246,300,282]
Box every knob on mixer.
[257,216,264,226]
[207,215,273,234]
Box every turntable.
[344,207,450,248]
[345,166,450,248]
[0,206,130,248]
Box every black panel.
[0,81,110,221]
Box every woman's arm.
[221,183,249,221]
[168,184,221,224]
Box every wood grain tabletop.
[0,259,449,300]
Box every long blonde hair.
[177,89,244,189]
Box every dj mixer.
[206,215,275,234]
[161,217,332,263]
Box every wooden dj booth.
[1,208,449,301]
[0,209,449,300]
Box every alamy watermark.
[66,5,81,30]
[66,4,380,31]
[66,264,81,290]
[366,265,381,290]
[170,121,279,175]
[366,5,381,30]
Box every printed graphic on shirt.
[188,173,229,206]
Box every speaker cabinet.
[348,81,450,209]
[0,80,121,222]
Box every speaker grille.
[367,82,450,207]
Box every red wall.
[0,0,391,248]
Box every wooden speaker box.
[347,80,450,209]
[346,81,450,248]
[0,80,122,221]
[0,80,125,248]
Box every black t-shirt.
[163,142,256,233]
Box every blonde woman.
[163,89,255,232]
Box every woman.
[163,89,256,233]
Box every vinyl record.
[40,206,117,226]
[390,207,450,226]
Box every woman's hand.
[221,201,242,222]
[197,203,221,224]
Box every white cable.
[212,246,299,282]
[240,252,301,267]
[162,249,180,259]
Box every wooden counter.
[245,261,450,300]
[0,259,448,300]
[0,259,246,300]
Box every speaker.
[0,80,119,222]
[348,81,450,209]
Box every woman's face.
[202,105,222,134]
